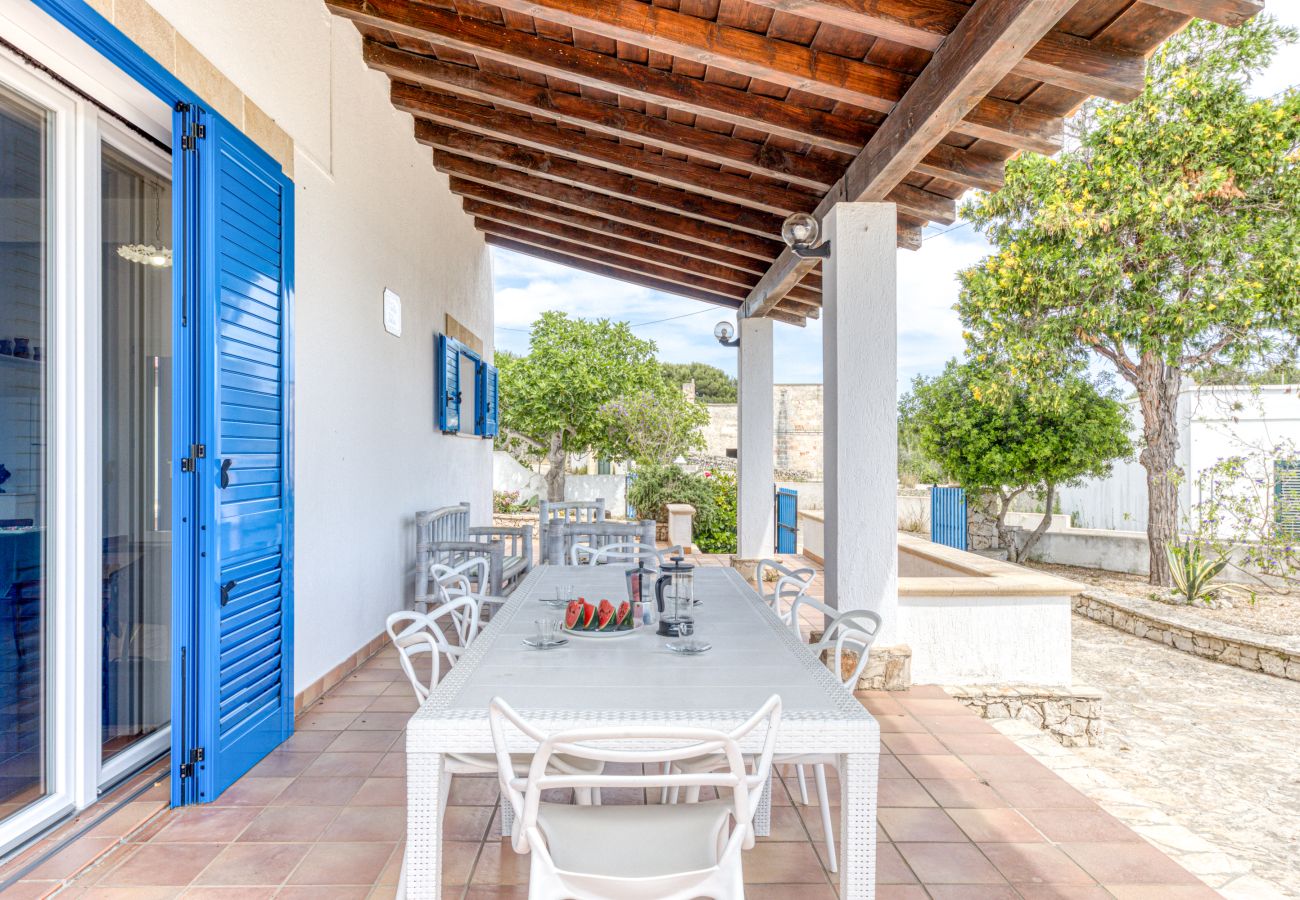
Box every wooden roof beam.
[743,0,1146,102]
[330,3,1008,191]
[483,234,808,326]
[1140,0,1263,27]
[745,0,1077,318]
[485,0,1063,153]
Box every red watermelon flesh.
[581,601,597,630]
[564,600,584,630]
[616,601,632,630]
[597,599,616,631]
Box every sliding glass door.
[0,85,53,828]
[99,144,172,778]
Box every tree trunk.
[1017,482,1056,564]
[993,488,1024,561]
[1135,353,1183,586]
[544,433,566,502]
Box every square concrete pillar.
[737,315,775,559]
[822,203,899,642]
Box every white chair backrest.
[489,695,782,856]
[431,555,490,595]
[569,540,675,567]
[386,596,481,702]
[788,595,883,690]
[755,559,816,622]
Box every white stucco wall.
[150,1,496,691]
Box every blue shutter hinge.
[181,122,206,151]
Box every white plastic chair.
[754,559,816,626]
[430,559,506,622]
[569,541,681,567]
[488,694,782,900]
[783,596,882,872]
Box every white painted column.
[737,315,775,559]
[822,203,898,642]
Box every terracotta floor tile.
[878,807,967,842]
[22,836,117,880]
[1016,887,1115,899]
[327,731,402,753]
[449,776,502,806]
[180,886,279,898]
[898,755,977,780]
[371,752,406,778]
[310,694,377,713]
[296,712,360,731]
[948,808,1045,843]
[471,841,529,885]
[349,713,414,731]
[247,752,317,779]
[285,842,396,886]
[364,695,420,713]
[896,698,975,717]
[97,842,225,886]
[744,885,839,899]
[86,801,168,838]
[272,776,364,806]
[902,685,956,699]
[861,697,907,716]
[920,779,1008,809]
[1019,808,1143,844]
[987,779,1097,810]
[914,716,998,734]
[878,777,937,808]
[1103,886,1222,899]
[878,756,913,779]
[979,842,1094,885]
[1059,842,1201,885]
[874,886,929,900]
[895,842,1007,885]
[2,881,63,899]
[739,841,828,883]
[320,806,406,842]
[302,752,385,779]
[758,804,816,842]
[876,841,919,884]
[925,886,1021,899]
[328,680,390,697]
[936,733,1029,756]
[278,731,341,753]
[154,808,260,843]
[237,805,340,842]
[461,886,531,900]
[208,778,292,808]
[351,776,407,807]
[73,886,185,898]
[882,732,949,755]
[959,754,1057,782]
[192,843,308,886]
[876,715,930,734]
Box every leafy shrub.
[493,490,535,514]
[694,470,737,555]
[627,464,714,524]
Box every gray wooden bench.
[538,498,606,564]
[415,503,532,602]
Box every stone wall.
[946,685,1104,747]
[1075,590,1300,682]
[702,384,824,477]
[966,492,1003,552]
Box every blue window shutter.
[482,364,499,438]
[437,333,461,432]
[193,111,295,803]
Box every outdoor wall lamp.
[781,212,830,259]
[713,320,740,348]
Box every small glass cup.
[534,617,559,646]
[667,618,709,654]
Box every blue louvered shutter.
[438,333,461,432]
[196,114,294,802]
[481,364,499,438]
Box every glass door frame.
[93,117,173,791]
[0,34,173,854]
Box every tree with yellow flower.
[958,16,1300,586]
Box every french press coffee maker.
[655,557,695,637]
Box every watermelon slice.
[616,601,633,630]
[581,601,597,630]
[597,599,616,631]
[564,599,584,630]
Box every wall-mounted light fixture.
[714,320,740,348]
[781,212,830,259]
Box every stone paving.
[1000,615,1300,897]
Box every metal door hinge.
[180,444,205,473]
[178,747,205,779]
[181,122,206,151]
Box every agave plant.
[1165,540,1228,605]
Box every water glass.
[534,617,558,645]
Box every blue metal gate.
[775,488,798,553]
[930,486,967,550]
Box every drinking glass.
[534,618,559,646]
[667,618,709,654]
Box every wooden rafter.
[741,0,1147,101]
[1141,0,1263,27]
[484,0,1064,153]
[745,0,1079,317]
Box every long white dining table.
[405,563,880,898]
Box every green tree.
[601,388,708,466]
[661,362,738,403]
[957,17,1300,584]
[499,312,665,500]
[910,361,1132,562]
[898,390,947,486]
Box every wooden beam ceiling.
[323,0,1259,324]
[745,0,1080,317]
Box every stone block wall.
[702,384,824,478]
[946,685,1104,747]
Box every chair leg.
[660,760,672,805]
[795,764,810,805]
[814,763,837,873]
[499,792,515,838]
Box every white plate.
[562,625,641,640]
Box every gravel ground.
[1029,561,1300,638]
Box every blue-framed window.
[437,333,498,438]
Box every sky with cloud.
[492,10,1300,395]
